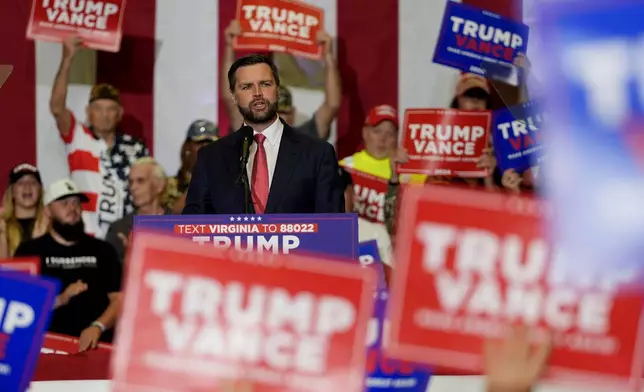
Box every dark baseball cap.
[278,87,293,112]
[186,119,218,142]
[9,163,41,185]
[89,83,120,104]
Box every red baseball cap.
[455,73,490,96]
[365,105,399,127]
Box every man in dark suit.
[183,54,345,214]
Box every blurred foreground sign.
[112,232,376,392]
[0,269,57,392]
[538,1,644,303]
[385,186,644,390]
[357,241,432,392]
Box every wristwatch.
[91,321,106,333]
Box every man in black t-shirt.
[15,178,122,350]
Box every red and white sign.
[112,232,376,392]
[41,332,113,355]
[385,185,644,390]
[234,0,324,59]
[26,0,127,52]
[399,109,491,177]
[343,167,388,225]
[0,257,40,275]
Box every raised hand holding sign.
[433,1,529,85]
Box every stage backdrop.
[0,0,519,190]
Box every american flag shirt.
[63,114,149,239]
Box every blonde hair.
[131,157,175,209]
[2,185,47,256]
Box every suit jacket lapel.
[265,126,299,213]
[222,133,248,213]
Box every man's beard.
[52,218,85,242]
[238,99,278,124]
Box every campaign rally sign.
[0,270,58,392]
[492,100,545,173]
[0,257,40,276]
[433,1,529,85]
[385,185,644,389]
[399,109,491,177]
[234,0,324,59]
[134,213,358,259]
[357,241,386,292]
[341,168,388,225]
[26,0,126,52]
[537,0,644,301]
[112,232,376,392]
[357,241,431,392]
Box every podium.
[134,213,359,259]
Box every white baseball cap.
[44,179,90,205]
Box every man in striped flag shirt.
[49,36,149,239]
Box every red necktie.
[251,133,269,213]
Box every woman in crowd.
[385,54,537,236]
[0,164,48,257]
[384,72,499,238]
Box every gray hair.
[132,157,166,182]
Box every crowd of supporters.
[2,25,546,391]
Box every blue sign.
[358,241,431,392]
[434,1,529,85]
[538,0,644,277]
[358,241,387,292]
[492,100,545,172]
[0,270,58,392]
[134,214,359,259]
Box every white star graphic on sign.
[229,217,235,222]
[237,217,242,221]
[250,216,255,221]
[244,217,249,221]
[257,216,262,221]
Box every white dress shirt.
[246,116,284,189]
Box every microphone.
[237,125,254,213]
[239,125,254,167]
